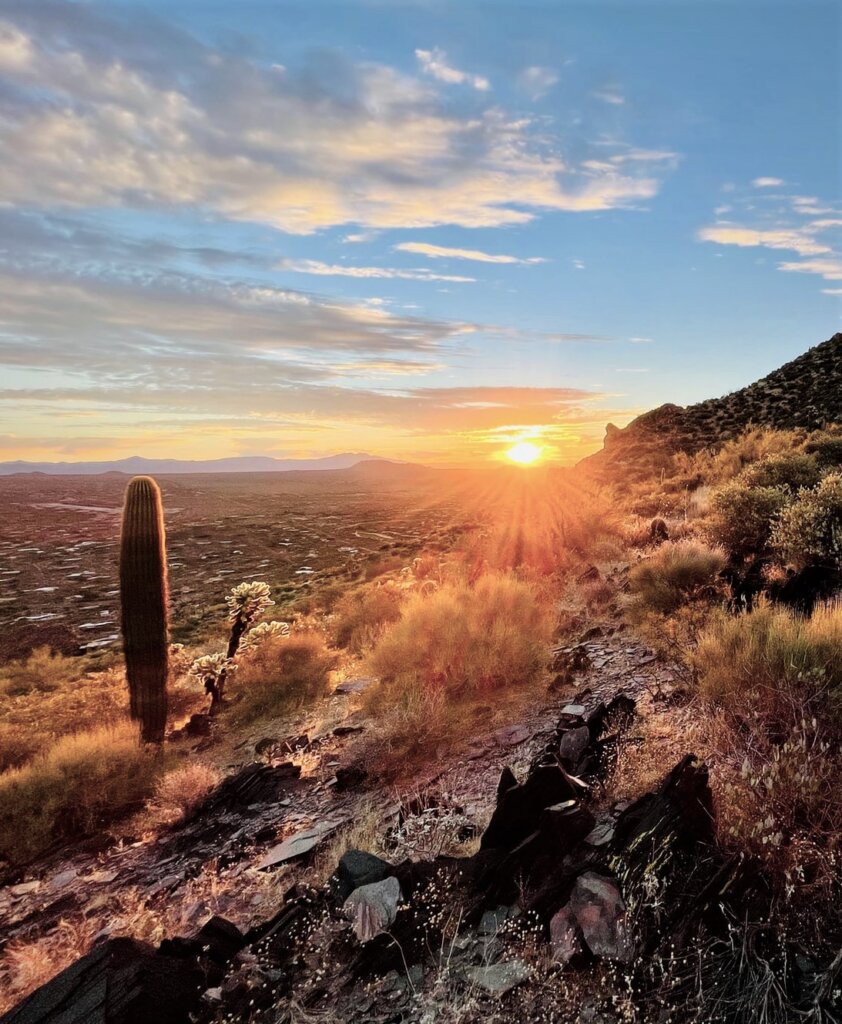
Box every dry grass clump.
[228,632,335,724]
[0,646,82,697]
[151,763,221,822]
[0,722,162,865]
[331,583,403,654]
[0,723,42,773]
[694,599,842,720]
[628,540,727,617]
[368,572,552,699]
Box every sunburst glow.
[505,441,542,465]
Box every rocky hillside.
[583,332,842,476]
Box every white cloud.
[0,8,676,233]
[572,258,585,270]
[394,242,544,265]
[517,66,559,99]
[778,259,842,281]
[415,47,490,91]
[752,177,784,187]
[278,258,475,282]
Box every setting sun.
[506,441,542,465]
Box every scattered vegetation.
[0,647,82,697]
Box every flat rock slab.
[257,820,343,870]
[334,678,375,695]
[465,960,531,996]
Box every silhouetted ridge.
[583,333,842,474]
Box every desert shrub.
[0,724,42,773]
[740,451,822,491]
[684,427,807,487]
[628,540,727,616]
[331,584,403,654]
[0,647,82,697]
[693,599,842,723]
[152,763,220,821]
[368,572,553,701]
[0,723,161,865]
[771,472,842,568]
[229,633,335,724]
[804,430,842,468]
[708,481,789,557]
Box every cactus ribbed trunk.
[119,476,169,743]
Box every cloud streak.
[394,242,544,265]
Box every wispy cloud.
[394,242,544,265]
[593,88,626,105]
[697,183,842,288]
[516,65,559,99]
[277,258,475,282]
[415,47,490,91]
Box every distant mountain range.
[582,332,842,476]
[0,453,388,476]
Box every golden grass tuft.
[228,631,335,724]
[628,540,727,617]
[0,722,162,865]
[151,763,221,822]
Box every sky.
[0,0,839,466]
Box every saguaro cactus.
[119,476,169,742]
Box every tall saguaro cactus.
[119,476,169,743]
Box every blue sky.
[0,0,839,464]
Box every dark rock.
[540,801,596,852]
[197,762,301,816]
[481,765,582,852]
[650,517,669,543]
[158,916,245,966]
[464,960,531,995]
[577,565,602,584]
[558,726,591,770]
[335,765,368,790]
[1,937,206,1024]
[330,849,393,903]
[567,872,632,962]
[332,725,365,737]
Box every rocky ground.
[0,615,710,1023]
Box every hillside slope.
[583,332,842,476]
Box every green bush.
[229,633,335,724]
[709,482,789,557]
[628,540,727,616]
[0,723,161,865]
[741,452,822,491]
[368,572,552,701]
[805,431,842,468]
[771,472,842,568]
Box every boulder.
[330,849,393,903]
[343,876,402,943]
[549,905,583,963]
[568,872,632,962]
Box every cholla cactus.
[226,581,274,629]
[189,654,237,700]
[203,581,275,711]
[239,620,290,654]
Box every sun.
[505,441,542,466]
